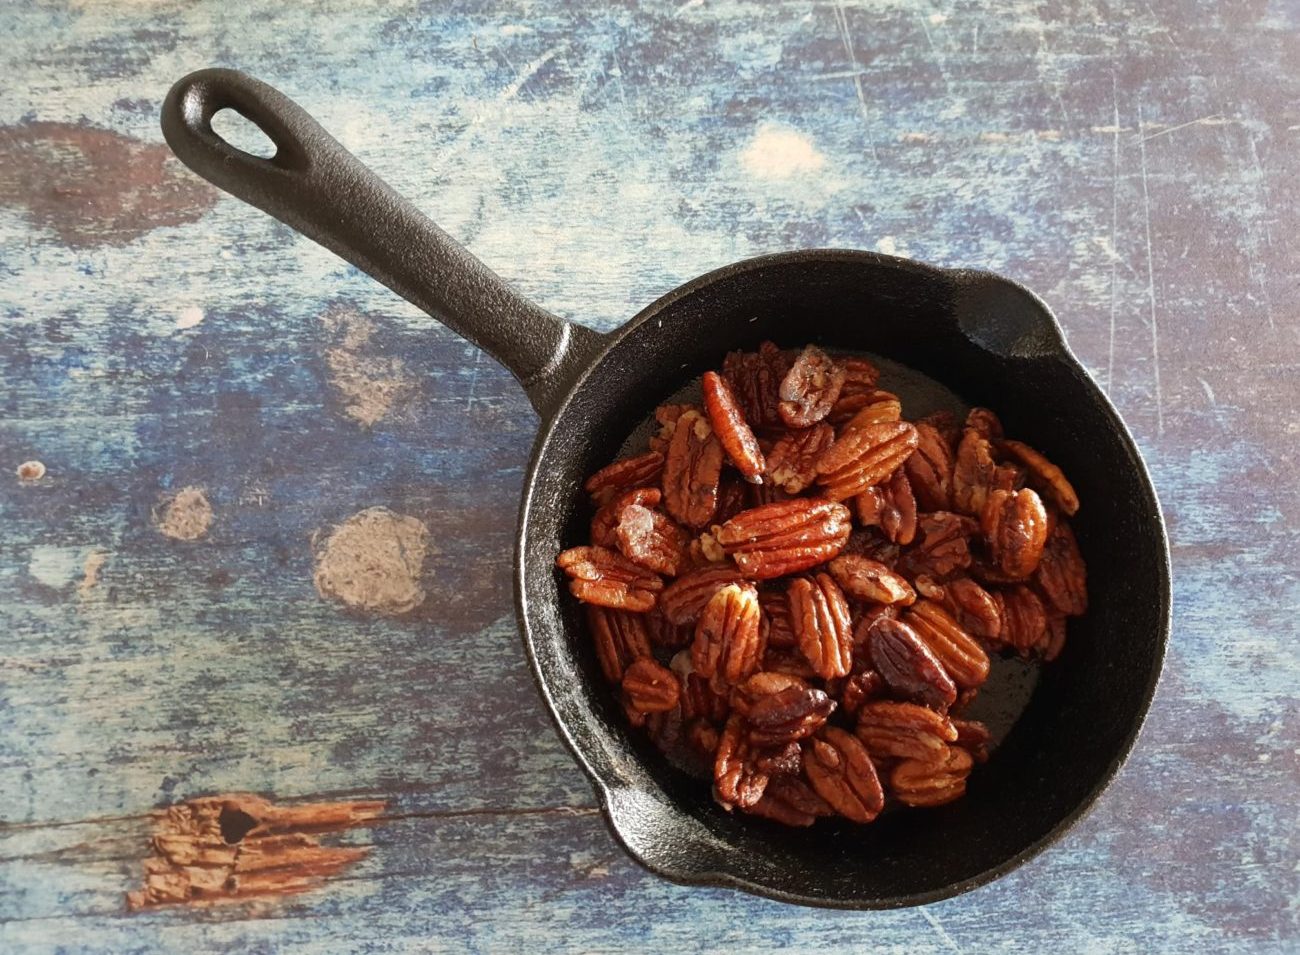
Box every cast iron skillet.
[162,69,1170,908]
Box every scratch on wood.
[1107,72,1119,395]
[1134,113,1226,143]
[831,1,879,163]
[1136,103,1164,434]
[126,793,385,911]
[920,907,963,953]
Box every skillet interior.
[518,250,1168,907]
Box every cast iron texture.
[162,69,1170,908]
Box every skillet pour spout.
[163,69,1170,908]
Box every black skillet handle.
[161,68,603,419]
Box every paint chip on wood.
[78,550,108,596]
[312,506,431,616]
[155,486,214,541]
[126,793,385,911]
[175,306,204,330]
[321,305,416,427]
[16,460,45,481]
[740,123,826,180]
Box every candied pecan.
[622,658,681,714]
[753,741,803,776]
[900,511,977,579]
[905,421,955,511]
[759,590,798,650]
[662,409,724,529]
[842,390,903,431]
[765,423,834,494]
[993,462,1026,492]
[965,407,1003,440]
[645,606,693,649]
[814,420,919,502]
[702,371,767,483]
[761,647,821,680]
[729,671,809,715]
[744,776,834,826]
[940,576,1003,641]
[586,605,652,683]
[919,409,960,448]
[615,503,688,576]
[952,427,997,517]
[670,650,730,723]
[867,616,958,709]
[951,718,991,763]
[715,499,852,579]
[687,718,721,759]
[827,554,916,605]
[659,566,745,626]
[715,475,749,526]
[997,584,1050,657]
[1044,612,1068,662]
[648,403,692,453]
[557,546,663,612]
[853,467,917,545]
[803,727,884,823]
[904,600,990,689]
[999,438,1080,516]
[1036,520,1088,616]
[722,341,790,430]
[714,715,769,810]
[891,747,974,807]
[779,345,846,428]
[855,701,958,761]
[747,686,836,747]
[844,528,901,567]
[591,486,661,548]
[838,356,881,394]
[837,669,886,717]
[788,573,854,680]
[585,451,665,505]
[982,488,1049,578]
[693,583,764,689]
[746,479,793,509]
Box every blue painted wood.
[1,0,1296,950]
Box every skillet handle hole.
[211,107,278,160]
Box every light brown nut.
[891,746,974,807]
[842,389,903,431]
[591,486,661,548]
[788,573,854,680]
[702,371,767,483]
[981,488,1049,578]
[621,658,681,714]
[586,605,653,683]
[867,616,958,709]
[952,427,997,517]
[759,590,798,650]
[778,345,846,428]
[997,584,1050,657]
[802,726,885,823]
[714,715,769,810]
[692,583,764,690]
[900,511,977,579]
[852,466,918,545]
[903,600,991,689]
[855,701,958,761]
[744,776,834,827]
[837,356,881,394]
[951,718,991,763]
[905,421,955,511]
[827,554,916,605]
[662,409,724,529]
[670,650,730,723]
[722,341,790,431]
[584,451,665,505]
[715,499,852,579]
[648,403,692,454]
[747,685,836,747]
[814,420,919,502]
[614,503,688,576]
[965,407,1003,440]
[1035,519,1088,616]
[999,438,1080,516]
[940,576,1003,641]
[557,546,663,612]
[836,669,886,717]
[658,566,745,626]
[765,423,835,494]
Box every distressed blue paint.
[0,0,1297,952]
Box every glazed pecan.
[905,421,954,511]
[844,528,901,567]
[715,475,749,526]
[951,718,991,763]
[662,409,725,529]
[761,646,822,680]
[622,658,681,714]
[753,741,803,776]
[900,511,977,579]
[952,427,997,517]
[723,341,790,430]
[591,486,661,548]
[645,606,693,649]
[842,389,903,431]
[765,423,834,494]
[903,600,990,689]
[744,776,835,827]
[729,671,808,715]
[965,407,1003,440]
[939,577,1003,641]
[658,566,745,626]
[715,499,852,579]
[584,451,665,505]
[747,685,836,747]
[982,488,1049,578]
[671,650,730,723]
[686,718,721,759]
[615,503,688,576]
[827,554,916,605]
[999,438,1080,516]
[1044,611,1068,662]
[692,583,764,689]
[890,746,974,807]
[648,403,692,453]
[803,727,885,823]
[814,420,919,502]
[586,605,653,683]
[702,371,766,483]
[919,409,960,449]
[855,701,958,761]
[1036,519,1088,616]
[714,715,769,810]
[997,584,1050,657]
[836,669,886,717]
[867,616,958,709]
[778,345,846,428]
[838,356,881,394]
[788,573,854,680]
[759,590,798,650]
[853,467,918,545]
[557,546,663,612]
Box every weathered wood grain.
[1,0,1296,951]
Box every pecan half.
[940,576,1003,641]
[761,646,822,680]
[855,701,958,761]
[714,715,769,810]
[965,407,1003,440]
[802,727,885,823]
[765,422,834,494]
[900,511,977,579]
[778,345,846,428]
[842,389,903,431]
[903,600,990,689]
[788,573,854,680]
[585,451,665,505]
[648,403,692,453]
[702,371,766,483]
[670,650,730,723]
[999,438,1080,516]
[982,488,1049,578]
[586,605,653,683]
[952,427,997,517]
[729,671,808,715]
[1036,519,1088,616]
[715,475,749,526]
[658,566,745,626]
[890,747,974,807]
[645,606,694,649]
[919,409,960,449]
[662,409,725,529]
[614,503,688,576]
[1044,611,1068,662]
[905,421,955,511]
[997,584,1050,657]
[591,486,661,548]
[692,582,764,689]
[759,590,798,649]
[715,499,852,579]
[557,546,663,612]
[687,718,721,759]
[622,658,681,714]
[853,467,918,545]
[838,356,881,394]
[867,616,958,709]
[814,420,918,502]
[722,341,790,431]
[747,685,836,747]
[951,718,991,763]
[753,741,803,776]
[837,668,886,716]
[744,776,834,826]
[827,554,916,605]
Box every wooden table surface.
[1,1,1296,951]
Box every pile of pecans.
[556,342,1087,827]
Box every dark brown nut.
[715,499,852,579]
[814,420,919,502]
[952,427,997,517]
[905,421,954,511]
[729,671,809,716]
[686,718,721,759]
[648,403,692,453]
[662,409,725,529]
[761,647,822,680]
[997,584,1050,657]
[621,658,681,714]
[837,356,881,395]
[852,467,917,545]
[645,606,694,649]
[759,590,798,650]
[714,474,749,526]
[744,776,834,827]
[903,600,991,689]
[714,715,769,810]
[951,718,991,763]
[999,438,1080,516]
[940,577,1003,641]
[788,573,854,680]
[584,451,666,505]
[557,546,663,612]
[753,741,803,776]
[867,616,958,709]
[746,479,794,508]
[1035,520,1088,616]
[965,407,1003,440]
[702,370,767,483]
[692,583,764,690]
[843,528,901,567]
[658,566,745,626]
[993,462,1026,492]
[722,341,790,431]
[900,511,977,579]
[1044,611,1068,662]
[670,650,730,723]
[837,669,886,717]
[982,488,1049,579]
[855,701,958,761]
[919,409,960,449]
[841,389,903,431]
[802,726,885,823]
[765,423,834,494]
[747,686,836,747]
[590,486,661,548]
[614,503,688,576]
[890,746,974,807]
[778,345,846,428]
[586,605,653,683]
[828,554,916,606]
